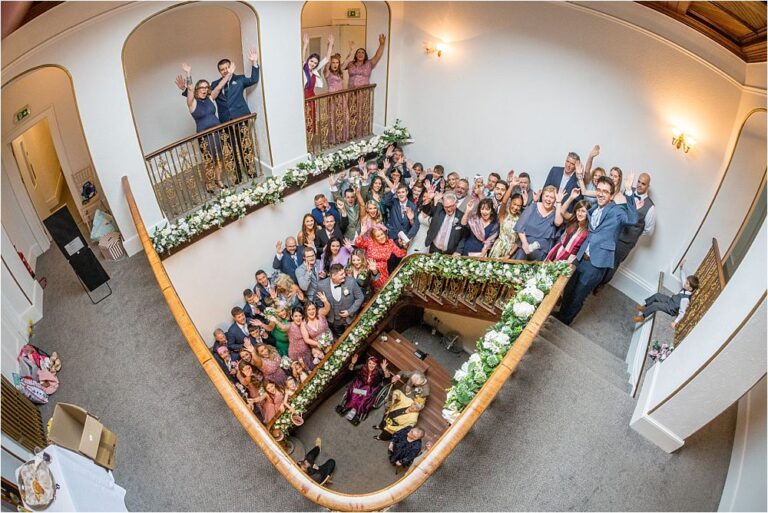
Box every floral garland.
[150,121,412,254]
[441,265,569,423]
[272,254,571,432]
[648,339,674,362]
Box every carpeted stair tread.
[537,320,629,393]
[543,318,628,372]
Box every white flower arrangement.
[272,255,571,432]
[151,121,412,254]
[512,301,536,319]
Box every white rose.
[468,352,482,365]
[513,301,536,319]
[442,408,459,424]
[524,286,545,303]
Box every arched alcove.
[122,2,272,166]
[300,1,390,130]
[1,65,107,253]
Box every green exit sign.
[14,105,31,123]
[346,8,360,18]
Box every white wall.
[678,106,766,286]
[163,179,330,341]
[1,163,49,268]
[719,375,767,512]
[631,219,767,452]
[388,1,749,300]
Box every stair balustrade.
[143,113,263,221]
[305,84,376,154]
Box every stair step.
[538,319,629,393]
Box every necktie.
[590,208,603,229]
[436,214,453,251]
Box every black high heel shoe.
[217,180,228,189]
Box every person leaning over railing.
[345,34,387,88]
[174,62,234,193]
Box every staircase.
[536,318,630,393]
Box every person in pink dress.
[304,292,334,355]
[344,34,387,88]
[287,306,322,371]
[255,382,290,424]
[242,340,288,387]
[324,48,353,143]
[344,34,387,138]
[354,224,406,291]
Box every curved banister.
[123,176,568,511]
[143,113,258,160]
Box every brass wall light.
[425,42,447,58]
[672,128,696,153]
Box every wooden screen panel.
[1,376,47,452]
[674,239,726,344]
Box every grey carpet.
[29,249,735,511]
[570,285,638,360]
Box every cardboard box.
[48,403,117,470]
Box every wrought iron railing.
[144,113,263,220]
[305,84,376,154]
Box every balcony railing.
[143,113,263,220]
[305,84,376,154]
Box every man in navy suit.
[253,270,276,310]
[544,151,581,210]
[273,237,303,283]
[311,194,341,225]
[385,184,419,248]
[226,306,250,351]
[557,174,638,325]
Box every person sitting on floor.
[299,438,336,484]
[374,389,424,441]
[388,426,424,468]
[336,353,391,425]
[634,259,699,329]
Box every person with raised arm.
[174,62,234,192]
[512,185,565,261]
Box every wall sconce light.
[425,42,447,58]
[671,128,696,153]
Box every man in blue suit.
[273,237,303,283]
[557,174,638,325]
[544,151,581,210]
[385,184,420,248]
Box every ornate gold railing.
[305,84,375,154]
[144,113,263,220]
[674,238,726,344]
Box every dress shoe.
[632,315,644,323]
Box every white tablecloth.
[16,444,127,512]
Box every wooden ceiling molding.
[639,1,767,62]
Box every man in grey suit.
[317,264,365,337]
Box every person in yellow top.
[373,389,424,441]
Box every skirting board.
[630,363,685,453]
[611,266,655,303]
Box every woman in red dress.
[354,224,406,291]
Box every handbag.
[19,377,49,404]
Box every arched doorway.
[1,65,108,260]
[123,2,272,218]
[300,1,390,153]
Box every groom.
[317,264,365,337]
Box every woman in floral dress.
[490,193,524,259]
[354,225,406,290]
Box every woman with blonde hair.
[242,338,288,386]
[346,248,380,299]
[512,185,565,261]
[274,273,305,309]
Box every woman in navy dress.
[512,185,565,261]
[177,62,234,193]
[460,198,500,257]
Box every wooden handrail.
[305,84,376,103]
[123,175,568,511]
[144,112,258,160]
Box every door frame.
[1,105,79,255]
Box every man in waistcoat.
[597,172,656,291]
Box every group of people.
[175,48,261,193]
[209,139,704,475]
